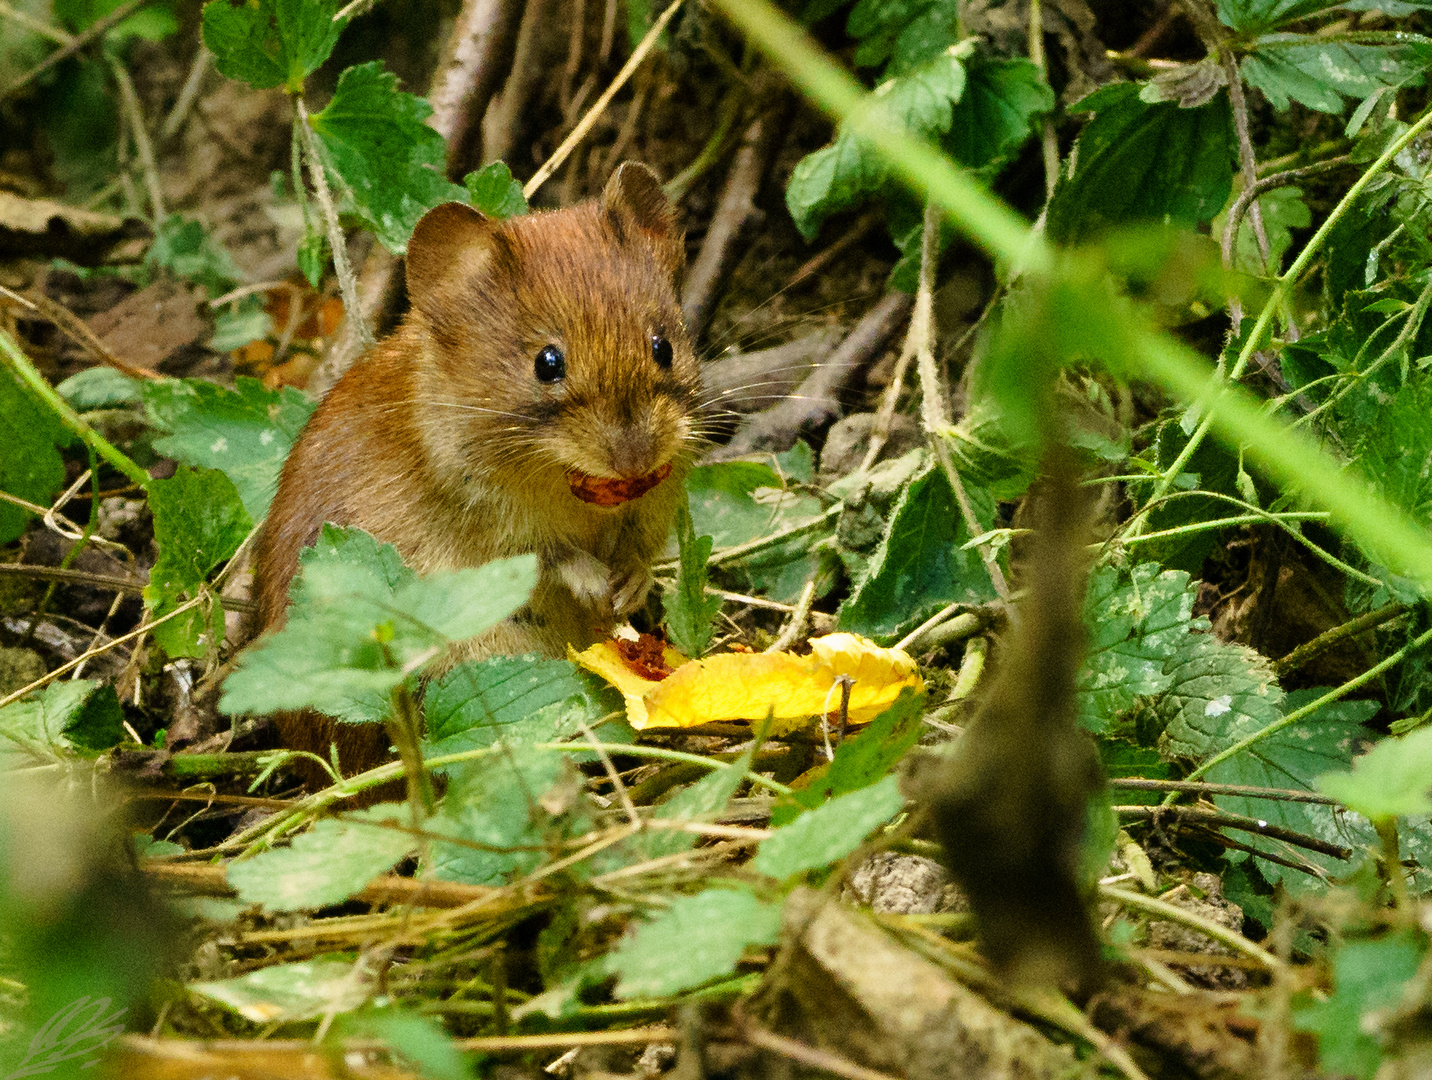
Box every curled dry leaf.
[571,632,923,733]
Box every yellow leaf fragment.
[571,633,923,732]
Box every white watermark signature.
[4,997,127,1078]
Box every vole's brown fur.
[252,164,702,786]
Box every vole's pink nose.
[607,426,659,479]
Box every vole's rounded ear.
[405,202,499,310]
[602,162,684,278]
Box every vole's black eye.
[534,345,566,383]
[652,335,673,369]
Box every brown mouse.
[251,163,703,786]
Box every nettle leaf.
[0,362,73,545]
[0,679,125,761]
[1215,0,1339,32]
[752,774,904,878]
[142,376,316,520]
[220,527,537,722]
[422,654,628,763]
[1077,564,1197,734]
[147,214,242,296]
[607,888,783,999]
[464,161,528,219]
[201,0,345,93]
[777,686,925,824]
[663,498,722,658]
[227,804,416,911]
[1355,375,1432,541]
[309,62,468,254]
[143,466,253,659]
[786,46,968,240]
[945,57,1054,174]
[1241,35,1432,114]
[1317,725,1432,821]
[1047,83,1234,245]
[839,457,997,643]
[1291,933,1427,1080]
[426,744,573,885]
[57,367,141,411]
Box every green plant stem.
[1272,601,1408,677]
[1100,884,1283,971]
[1374,817,1411,914]
[1142,102,1432,513]
[533,742,796,797]
[0,328,150,489]
[1118,511,1327,546]
[1170,623,1432,800]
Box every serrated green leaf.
[0,680,125,761]
[192,958,373,1022]
[1291,933,1426,1080]
[1047,84,1234,245]
[227,804,416,911]
[1317,725,1432,820]
[1214,0,1339,32]
[57,367,140,411]
[608,888,783,999]
[141,375,316,520]
[426,744,572,884]
[838,458,997,642]
[143,466,253,659]
[464,161,528,219]
[146,214,243,297]
[785,47,967,240]
[0,362,73,545]
[220,527,537,721]
[201,0,345,93]
[945,57,1053,175]
[309,62,467,253]
[1077,564,1197,734]
[663,498,721,658]
[1241,35,1432,114]
[210,295,273,352]
[753,774,904,878]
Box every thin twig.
[0,286,161,380]
[1109,777,1336,805]
[765,572,818,653]
[295,99,375,351]
[524,0,684,199]
[738,1017,903,1080]
[0,1,72,44]
[112,60,165,223]
[1100,885,1283,971]
[1272,601,1408,677]
[576,718,640,826]
[2,0,149,97]
[160,46,212,142]
[1115,804,1351,860]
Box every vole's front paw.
[555,550,612,606]
[610,565,654,618]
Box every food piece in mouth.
[567,463,672,506]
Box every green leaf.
[146,214,243,297]
[1292,933,1427,1080]
[752,774,904,878]
[141,375,316,520]
[1077,564,1197,734]
[56,0,177,42]
[210,297,273,352]
[1355,375,1432,538]
[839,458,997,643]
[335,1009,470,1080]
[192,958,374,1022]
[1047,84,1234,245]
[0,362,73,545]
[778,686,925,823]
[221,527,537,721]
[0,680,126,761]
[227,804,416,911]
[1317,726,1432,820]
[1214,0,1338,32]
[143,466,254,659]
[464,161,528,219]
[1212,185,1311,275]
[57,367,141,411]
[662,498,722,658]
[631,754,752,862]
[426,744,572,884]
[309,62,468,254]
[201,0,345,93]
[945,57,1054,174]
[423,654,627,762]
[1241,35,1432,114]
[785,46,968,240]
[296,228,329,289]
[607,888,783,999]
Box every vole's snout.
[606,424,661,479]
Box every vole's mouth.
[567,463,673,506]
